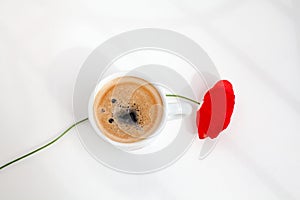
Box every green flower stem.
[0,118,88,171]
[0,95,199,171]
[166,94,201,105]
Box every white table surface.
[0,0,299,199]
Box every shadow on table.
[171,0,300,115]
[227,140,296,200]
[170,0,299,199]
[272,0,300,58]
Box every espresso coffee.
[93,76,164,143]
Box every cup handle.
[167,102,193,120]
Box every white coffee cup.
[88,72,192,151]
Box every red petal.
[197,80,235,139]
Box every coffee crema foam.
[93,76,164,143]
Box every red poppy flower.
[196,80,235,139]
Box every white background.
[0,0,300,199]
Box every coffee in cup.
[93,76,164,143]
